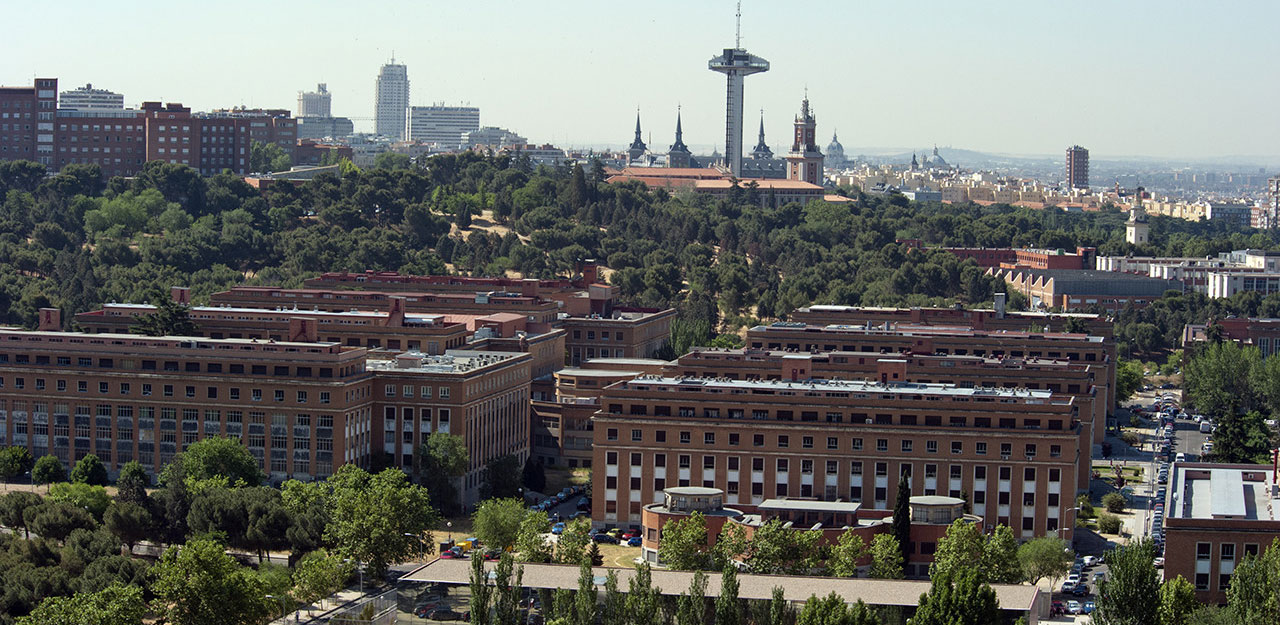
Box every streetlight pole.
[265,594,288,624]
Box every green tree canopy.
[1093,540,1160,625]
[129,298,197,337]
[1016,536,1072,585]
[150,537,273,625]
[31,456,67,487]
[321,465,437,579]
[1225,537,1280,625]
[471,497,528,550]
[907,568,1001,625]
[68,455,109,486]
[416,432,468,516]
[17,582,145,625]
[869,534,904,580]
[160,436,264,488]
[0,446,34,487]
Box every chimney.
[171,286,191,305]
[580,260,600,286]
[521,278,540,298]
[385,296,406,327]
[38,308,62,331]
[288,317,319,343]
[994,293,1007,319]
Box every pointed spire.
[669,105,690,156]
[751,108,772,159]
[627,108,647,156]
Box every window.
[319,391,330,404]
[1025,444,1037,457]
[727,457,739,470]
[1024,467,1036,482]
[1049,469,1061,482]
[728,433,739,446]
[230,388,240,400]
[297,391,308,403]
[901,440,913,452]
[630,453,641,466]
[605,452,617,465]
[606,428,618,441]
[976,442,987,455]
[703,456,714,469]
[1023,492,1036,506]
[827,437,838,450]
[142,383,152,396]
[826,460,838,474]
[679,431,691,444]
[99,382,109,394]
[656,431,666,443]
[926,440,938,453]
[704,432,715,445]
[776,459,788,472]
[752,457,764,471]
[78,380,87,393]
[56,379,66,392]
[778,435,789,448]
[678,455,691,468]
[274,390,284,402]
[801,460,813,474]
[753,434,764,447]
[439,387,449,399]
[801,436,813,449]
[1050,445,1061,458]
[876,439,888,452]
[1196,543,1211,560]
[252,389,262,401]
[851,461,862,475]
[654,454,666,467]
[875,462,887,477]
[852,438,863,451]
[385,385,397,398]
[631,429,642,442]
[207,387,217,399]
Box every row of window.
[1195,542,1259,591]
[754,342,1101,362]
[604,452,1062,483]
[1,377,334,404]
[384,384,451,400]
[0,353,341,378]
[604,428,1062,458]
[570,330,625,341]
[609,405,1070,429]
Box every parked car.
[627,536,642,547]
[427,609,464,621]
[439,550,459,560]
[1082,555,1098,567]
[551,522,566,535]
[1093,571,1106,583]
[1083,601,1097,614]
[483,549,504,561]
[592,533,620,544]
[1154,557,1165,568]
[1061,580,1077,593]
[414,603,443,617]
[1071,583,1090,597]
[1066,600,1082,615]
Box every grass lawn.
[1093,465,1144,480]
[596,543,643,568]
[544,467,590,495]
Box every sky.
[5,0,1278,161]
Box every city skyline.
[3,0,1278,162]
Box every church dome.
[826,131,846,161]
[927,146,948,168]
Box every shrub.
[1120,431,1140,447]
[1102,492,1127,514]
[1077,495,1096,519]
[1097,512,1122,534]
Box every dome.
[927,146,949,168]
[826,131,846,162]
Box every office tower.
[1066,145,1089,190]
[708,5,768,176]
[375,59,410,139]
[405,106,480,148]
[59,84,124,110]
[297,83,332,118]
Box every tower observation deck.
[709,48,769,177]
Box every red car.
[621,529,639,539]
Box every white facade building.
[375,60,410,140]
[405,106,479,148]
[297,83,332,118]
[58,84,123,110]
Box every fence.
[327,590,396,625]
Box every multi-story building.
[54,108,147,177]
[1066,145,1089,190]
[942,247,1095,271]
[1181,316,1280,357]
[375,59,410,140]
[0,322,533,507]
[297,84,332,118]
[744,320,1116,409]
[464,126,525,148]
[209,286,562,326]
[1162,463,1280,604]
[787,301,1114,338]
[59,84,124,111]
[989,267,1182,311]
[406,106,480,149]
[0,323,372,482]
[0,77,57,168]
[530,358,666,468]
[592,376,1082,542]
[1205,271,1280,299]
[1267,176,1280,229]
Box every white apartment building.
[375,61,410,140]
[406,106,480,149]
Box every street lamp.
[265,594,288,624]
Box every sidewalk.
[270,585,369,625]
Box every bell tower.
[785,94,823,185]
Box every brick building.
[592,376,1082,542]
[1162,462,1280,604]
[788,302,1113,339]
[1181,317,1280,358]
[530,358,666,468]
[209,286,562,326]
[0,77,57,167]
[0,323,532,507]
[941,247,1095,271]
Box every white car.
[1065,573,1081,585]
[1066,600,1083,614]
[1082,555,1098,567]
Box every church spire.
[667,106,692,168]
[751,108,772,159]
[627,108,647,160]
[670,106,689,153]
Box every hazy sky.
[5,0,1278,160]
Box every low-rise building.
[1162,462,1280,604]
[990,267,1182,310]
[788,301,1113,338]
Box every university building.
[592,376,1083,542]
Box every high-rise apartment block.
[59,84,124,111]
[0,77,57,167]
[375,60,410,140]
[1066,145,1089,190]
[406,106,480,148]
[297,83,332,118]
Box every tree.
[24,501,97,542]
[514,509,552,563]
[742,519,824,575]
[492,553,524,625]
[323,465,437,580]
[827,528,868,578]
[715,564,741,625]
[0,490,43,538]
[250,140,292,174]
[1098,512,1122,534]
[625,562,662,625]
[907,569,1000,625]
[160,436,263,488]
[0,445,34,489]
[768,586,794,625]
[1016,536,1072,585]
[602,569,626,625]
[555,517,593,565]
[68,454,109,486]
[479,454,522,501]
[1210,410,1273,464]
[1093,540,1160,625]
[929,520,985,581]
[372,152,412,171]
[47,482,111,520]
[150,537,273,625]
[469,551,493,625]
[1103,492,1128,514]
[17,582,145,625]
[472,497,528,550]
[658,512,711,570]
[574,560,599,625]
[103,501,151,552]
[1184,341,1259,416]
[1115,360,1145,403]
[796,593,880,625]
[130,298,197,337]
[292,550,353,614]
[982,525,1023,584]
[891,474,911,566]
[588,541,604,566]
[869,534,904,579]
[416,432,468,516]
[522,456,547,494]
[113,461,149,505]
[1157,575,1200,625]
[675,570,707,625]
[32,455,67,488]
[1225,537,1280,625]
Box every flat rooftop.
[798,304,1100,320]
[754,322,1105,343]
[1171,464,1280,522]
[623,376,1059,401]
[758,499,861,514]
[95,303,450,324]
[398,560,1041,612]
[366,349,527,375]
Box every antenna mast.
[735,1,742,48]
